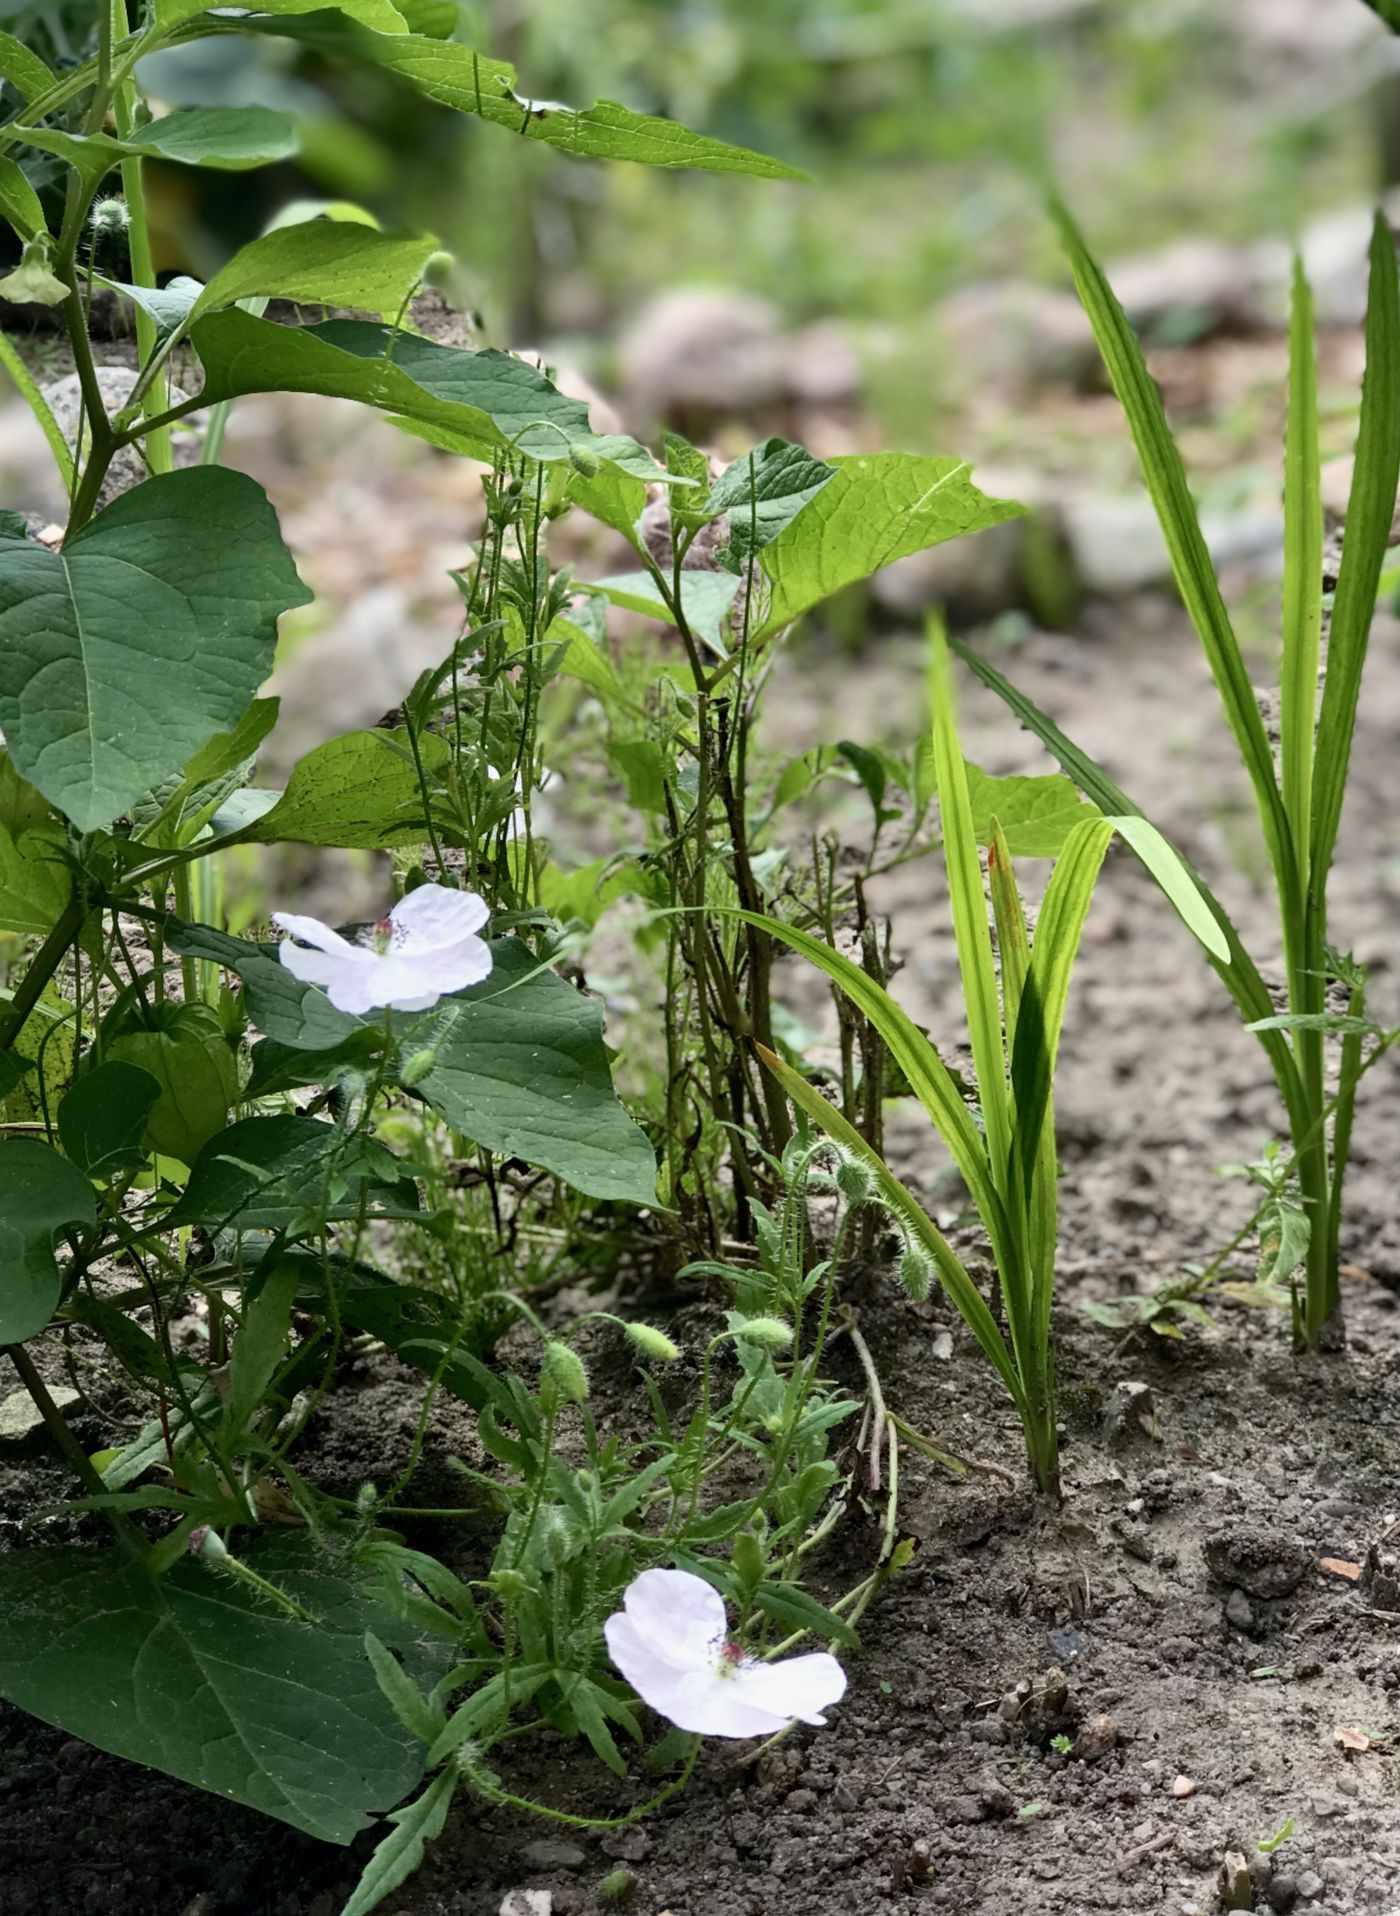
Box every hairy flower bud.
[734,1316,793,1351]
[88,196,130,238]
[622,1320,680,1363]
[568,441,601,478]
[834,1150,875,1204]
[398,1046,438,1087]
[899,1239,935,1304]
[541,1339,589,1405]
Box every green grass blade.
[756,1044,1024,1406]
[1008,817,1114,1348]
[1310,212,1400,893]
[929,623,1013,1185]
[1054,203,1295,902]
[987,821,1029,1055]
[1280,254,1323,895]
[949,636,1305,1104]
[726,908,1003,1242]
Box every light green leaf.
[0,1535,440,1844]
[965,763,1100,858]
[586,569,740,651]
[0,155,44,241]
[409,936,658,1206]
[232,14,803,176]
[705,438,836,572]
[0,469,310,833]
[240,726,450,848]
[0,819,68,935]
[57,1061,160,1180]
[0,1138,96,1343]
[546,616,629,707]
[1107,815,1231,964]
[753,453,1024,640]
[18,109,299,189]
[106,1001,240,1164]
[190,222,439,323]
[228,1261,299,1429]
[1280,255,1322,893]
[1310,213,1400,893]
[0,31,55,103]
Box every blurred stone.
[1105,238,1267,339]
[1073,1713,1119,1761]
[618,288,788,422]
[1204,1525,1310,1600]
[788,319,862,409]
[500,1895,551,1916]
[1320,452,1400,540]
[930,279,1096,392]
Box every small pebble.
[1170,1774,1197,1799]
[1296,1871,1324,1901]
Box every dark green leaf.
[0,1138,95,1343]
[165,1114,420,1230]
[57,1061,160,1179]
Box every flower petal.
[389,884,489,951]
[399,933,494,999]
[727,1651,847,1727]
[272,910,360,958]
[603,1617,788,1738]
[620,1568,727,1670]
[278,938,372,998]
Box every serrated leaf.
[964,763,1100,857]
[340,1766,456,1916]
[233,13,803,176]
[0,1138,96,1343]
[753,453,1023,640]
[0,469,309,832]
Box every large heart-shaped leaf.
[57,1061,162,1180]
[167,925,658,1205]
[0,1138,96,1343]
[0,1535,441,1843]
[0,470,310,832]
[166,1114,421,1230]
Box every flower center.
[360,917,399,956]
[714,1639,747,1679]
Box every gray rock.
[0,1384,79,1442]
[1103,1381,1157,1447]
[1296,1871,1324,1902]
[499,1894,551,1916]
[1105,237,1267,339]
[617,288,787,421]
[1224,1587,1256,1633]
[41,367,199,512]
[930,279,1096,392]
[1268,1875,1300,1913]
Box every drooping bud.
[733,1316,793,1351]
[834,1150,875,1205]
[541,1339,589,1405]
[189,1525,228,1561]
[898,1238,935,1303]
[622,1321,680,1363]
[398,1046,438,1087]
[568,441,601,478]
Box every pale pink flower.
[272,884,492,1015]
[604,1567,846,1738]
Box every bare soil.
[2,555,1399,1915]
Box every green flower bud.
[899,1239,935,1304]
[734,1316,793,1351]
[568,441,601,478]
[599,1869,637,1907]
[0,235,68,307]
[835,1150,875,1204]
[489,1567,528,1602]
[622,1320,681,1363]
[88,197,130,238]
[189,1525,227,1562]
[422,248,454,287]
[398,1046,438,1087]
[541,1339,589,1405]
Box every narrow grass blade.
[1054,202,1295,898]
[949,636,1307,1114]
[726,908,1004,1242]
[929,622,1012,1183]
[987,821,1029,1054]
[1280,254,1323,894]
[756,1044,1023,1406]
[1310,212,1400,893]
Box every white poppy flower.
[272,884,492,1015]
[604,1567,846,1738]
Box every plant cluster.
[0,2,1397,1906]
